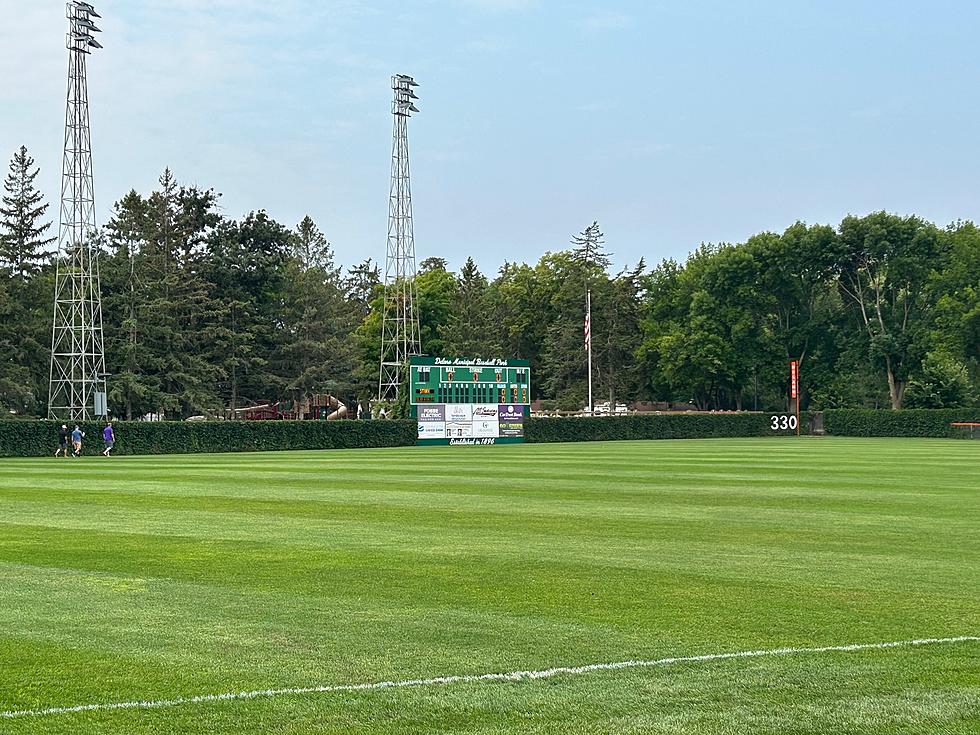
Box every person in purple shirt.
[102,422,115,457]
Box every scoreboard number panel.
[411,357,530,446]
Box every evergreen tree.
[0,146,55,279]
[570,220,611,273]
[102,190,163,420]
[440,257,495,357]
[293,215,334,272]
[208,210,292,409]
[600,261,645,407]
[102,172,226,419]
[345,258,380,316]
[276,217,357,413]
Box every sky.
[3,0,980,275]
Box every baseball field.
[0,437,977,733]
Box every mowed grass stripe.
[0,437,977,734]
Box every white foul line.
[2,636,977,720]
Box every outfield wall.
[526,409,979,444]
[0,419,416,457]
[523,412,813,443]
[0,409,975,457]
[821,408,980,439]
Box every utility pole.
[49,1,107,420]
[378,74,422,403]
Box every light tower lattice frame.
[378,74,422,403]
[49,1,107,420]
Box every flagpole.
[586,288,593,415]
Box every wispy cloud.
[464,36,513,54]
[578,10,633,32]
[455,0,537,13]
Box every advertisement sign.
[446,404,473,423]
[418,405,446,423]
[418,422,446,440]
[472,418,500,438]
[498,404,525,438]
[473,404,499,419]
[790,360,799,399]
[446,421,474,438]
[411,373,529,444]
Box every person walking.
[71,425,85,457]
[102,422,115,457]
[55,424,69,457]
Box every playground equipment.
[306,394,348,421]
[232,395,349,421]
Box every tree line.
[1,147,977,418]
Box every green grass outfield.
[0,437,977,734]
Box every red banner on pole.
[790,360,799,399]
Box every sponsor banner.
[446,421,473,438]
[418,422,446,440]
[472,419,500,438]
[499,422,523,438]
[472,404,499,419]
[418,405,446,423]
[446,404,473,422]
[413,402,526,445]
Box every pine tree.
[279,245,358,414]
[570,221,611,273]
[0,146,56,279]
[345,258,380,316]
[440,257,496,357]
[208,211,293,410]
[293,215,334,273]
[101,172,227,419]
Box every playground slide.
[322,395,348,421]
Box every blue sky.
[3,1,980,274]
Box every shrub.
[525,412,810,444]
[822,409,980,438]
[0,419,417,457]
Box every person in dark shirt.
[55,424,69,458]
[102,422,115,457]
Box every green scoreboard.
[410,357,531,446]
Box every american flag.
[584,309,591,351]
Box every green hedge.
[0,419,417,457]
[2,409,975,458]
[822,409,980,438]
[524,412,811,443]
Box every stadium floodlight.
[391,74,420,118]
[66,1,102,55]
[49,0,107,420]
[379,75,422,402]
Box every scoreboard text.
[410,357,531,407]
[410,357,531,445]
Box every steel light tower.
[48,1,107,420]
[378,74,422,403]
